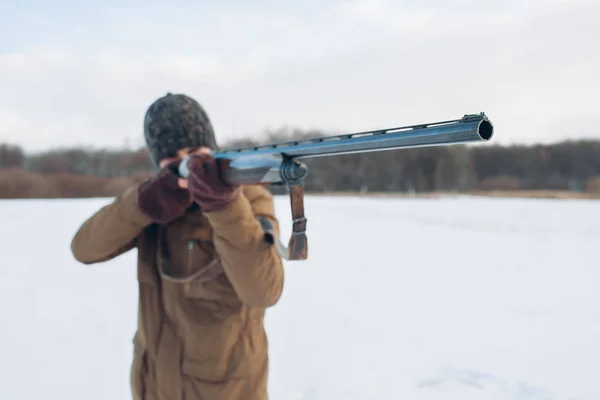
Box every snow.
[0,195,599,400]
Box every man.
[70,93,285,400]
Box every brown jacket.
[71,184,284,400]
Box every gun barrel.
[177,113,493,186]
[216,113,493,160]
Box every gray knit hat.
[143,93,218,166]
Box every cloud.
[0,0,598,152]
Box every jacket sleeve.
[71,185,153,265]
[203,185,284,308]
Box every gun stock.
[177,112,494,261]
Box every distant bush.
[585,176,600,193]
[0,144,25,168]
[478,176,522,191]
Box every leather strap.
[287,184,308,260]
[257,184,308,261]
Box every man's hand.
[137,160,193,224]
[179,147,238,212]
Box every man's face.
[158,146,203,168]
[158,146,212,190]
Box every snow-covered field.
[1,195,599,400]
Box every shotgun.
[177,112,494,261]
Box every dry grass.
[307,190,600,200]
[468,190,600,200]
[1,166,598,201]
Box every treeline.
[1,128,600,199]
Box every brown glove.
[186,153,238,212]
[137,160,193,224]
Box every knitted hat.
[143,93,218,166]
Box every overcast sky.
[1,0,598,152]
